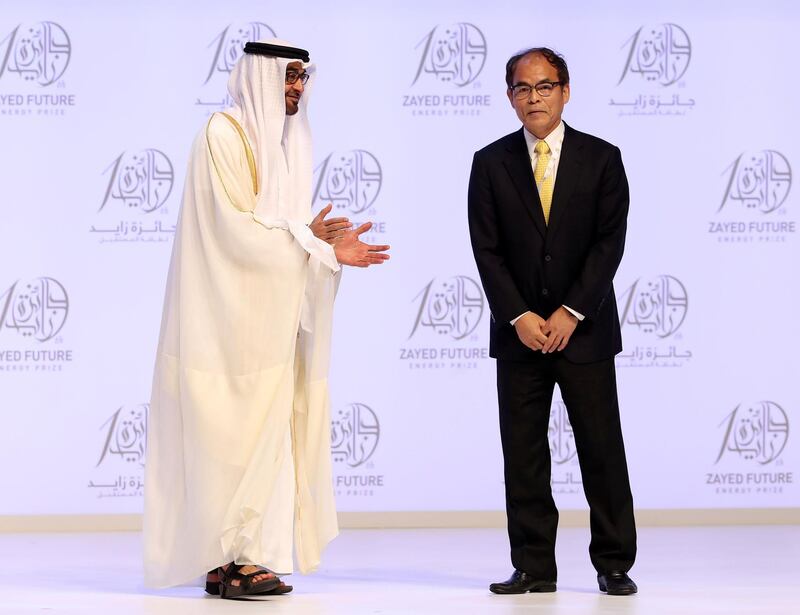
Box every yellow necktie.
[534,140,553,224]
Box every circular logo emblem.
[721,150,792,214]
[410,276,485,340]
[717,401,789,465]
[413,23,487,87]
[331,403,380,468]
[1,22,71,86]
[620,275,687,338]
[0,277,68,342]
[313,150,383,214]
[100,149,174,213]
[619,23,691,86]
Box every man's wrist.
[510,311,530,326]
[562,305,584,321]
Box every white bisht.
[143,40,340,588]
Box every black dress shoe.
[597,571,637,595]
[489,570,556,594]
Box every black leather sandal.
[214,563,281,599]
[261,581,293,594]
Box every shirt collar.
[523,120,565,158]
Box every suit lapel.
[502,128,547,239]
[546,123,584,242]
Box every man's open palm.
[333,222,390,267]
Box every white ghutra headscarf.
[224,38,339,272]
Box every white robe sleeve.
[207,113,340,274]
[205,114,258,214]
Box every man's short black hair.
[505,47,570,89]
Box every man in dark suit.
[468,47,637,596]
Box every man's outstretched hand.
[310,203,352,245]
[333,222,390,267]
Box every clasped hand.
[513,307,578,353]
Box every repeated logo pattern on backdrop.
[0,278,73,372]
[709,150,795,243]
[412,23,487,87]
[402,22,491,117]
[400,275,488,370]
[331,403,384,498]
[90,149,177,244]
[0,21,75,116]
[195,22,277,113]
[0,278,68,342]
[312,150,387,240]
[610,23,695,117]
[89,404,149,499]
[616,275,691,368]
[1,3,797,516]
[314,151,382,215]
[618,24,691,86]
[706,402,793,496]
[0,22,71,85]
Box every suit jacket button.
[544,254,552,262]
[542,288,549,296]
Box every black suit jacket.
[468,123,629,363]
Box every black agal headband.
[243,42,310,62]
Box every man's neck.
[525,121,564,142]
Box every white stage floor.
[0,525,797,614]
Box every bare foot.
[210,563,276,588]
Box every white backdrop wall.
[0,0,797,517]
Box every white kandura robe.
[143,112,340,588]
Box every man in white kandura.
[143,39,389,599]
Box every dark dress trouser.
[496,354,637,580]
